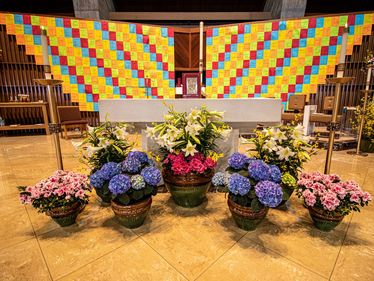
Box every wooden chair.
[310,96,342,123]
[281,95,307,123]
[57,106,88,139]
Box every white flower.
[220,128,232,141]
[182,141,197,156]
[186,122,203,136]
[274,129,287,143]
[263,138,278,152]
[292,125,304,140]
[264,127,277,137]
[166,127,181,141]
[276,147,295,161]
[114,127,128,139]
[86,145,102,157]
[145,126,155,138]
[71,141,83,150]
[88,126,96,133]
[98,138,110,148]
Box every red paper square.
[85,85,92,93]
[59,56,67,65]
[80,38,88,48]
[72,28,80,38]
[109,31,116,41]
[288,85,295,93]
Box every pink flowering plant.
[297,172,372,216]
[147,105,231,176]
[18,170,91,213]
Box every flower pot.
[111,197,152,228]
[94,186,112,206]
[308,206,345,232]
[46,201,82,227]
[163,168,213,208]
[227,197,269,231]
[360,138,374,153]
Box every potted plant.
[77,119,133,204]
[90,151,161,228]
[297,172,372,231]
[212,157,283,231]
[147,106,231,208]
[352,97,374,153]
[18,170,91,227]
[248,124,317,206]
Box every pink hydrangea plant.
[163,152,216,176]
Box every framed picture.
[182,72,201,98]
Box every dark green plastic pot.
[163,169,213,208]
[360,138,374,153]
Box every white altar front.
[98,98,282,133]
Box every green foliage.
[79,118,133,172]
[112,184,158,206]
[351,97,374,142]
[147,105,231,159]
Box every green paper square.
[281,84,288,92]
[301,19,309,29]
[269,58,276,66]
[124,42,130,50]
[96,49,104,58]
[284,40,292,48]
[67,56,75,66]
[212,54,218,61]
[104,60,111,68]
[93,85,99,93]
[305,56,312,65]
[109,22,116,31]
[76,66,84,75]
[339,16,348,26]
[31,16,40,25]
[262,68,268,76]
[49,37,58,46]
[257,32,264,41]
[80,29,88,38]
[255,76,262,84]
[112,69,119,76]
[88,39,95,48]
[58,47,67,56]
[313,47,321,56]
[292,30,300,39]
[230,69,236,76]
[224,77,230,85]
[297,67,304,75]
[85,76,92,84]
[71,20,79,28]
[330,26,338,36]
[119,78,126,85]
[289,76,296,84]
[321,37,329,46]
[277,49,284,57]
[149,36,156,44]
[264,23,272,32]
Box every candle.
[199,21,204,84]
[40,26,49,66]
[339,23,348,64]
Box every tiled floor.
[0,135,373,281]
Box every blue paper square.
[78,84,85,93]
[61,66,69,75]
[69,75,77,84]
[64,28,72,37]
[116,51,124,60]
[312,66,319,74]
[98,68,104,77]
[256,50,264,59]
[86,94,93,102]
[55,18,63,27]
[131,70,138,78]
[94,21,101,30]
[24,25,32,35]
[102,31,109,40]
[296,84,303,93]
[73,38,81,47]
[14,14,23,24]
[244,24,251,33]
[94,103,99,112]
[279,21,287,30]
[90,58,97,66]
[284,58,291,66]
[105,77,112,85]
[316,18,324,28]
[33,35,41,45]
[355,14,364,25]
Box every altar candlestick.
[337,23,348,78]
[199,21,204,84]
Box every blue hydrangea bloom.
[99,162,121,181]
[131,175,146,190]
[212,172,226,186]
[248,160,271,181]
[128,151,149,164]
[121,157,142,174]
[246,157,256,165]
[269,165,282,183]
[90,171,105,189]
[255,180,283,208]
[228,173,251,196]
[147,158,156,166]
[141,167,161,186]
[108,174,131,195]
[228,153,248,170]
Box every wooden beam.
[109,12,273,21]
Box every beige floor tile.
[331,243,374,281]
[38,213,137,280]
[0,238,51,281]
[197,236,327,281]
[139,214,245,280]
[60,238,187,281]
[0,208,35,251]
[348,204,374,238]
[244,211,350,278]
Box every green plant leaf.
[251,198,261,212]
[132,190,144,200]
[118,194,130,205]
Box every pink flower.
[311,182,327,196]
[362,192,372,203]
[204,157,217,170]
[321,191,340,211]
[190,158,207,174]
[349,192,361,204]
[331,183,347,199]
[302,190,316,207]
[171,161,191,175]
